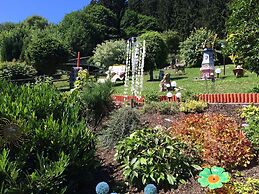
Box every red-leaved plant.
[168,113,255,169]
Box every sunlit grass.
[114,64,259,95]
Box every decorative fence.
[113,93,259,104]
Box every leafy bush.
[249,86,259,93]
[115,127,199,187]
[241,105,259,152]
[0,62,37,80]
[179,28,215,67]
[101,106,142,147]
[25,32,69,75]
[144,92,160,103]
[234,178,259,194]
[226,0,259,75]
[79,81,114,126]
[168,114,255,169]
[179,100,208,113]
[143,101,179,115]
[241,104,259,119]
[0,27,27,62]
[92,39,126,69]
[0,81,97,193]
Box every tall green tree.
[83,4,118,40]
[91,0,128,36]
[59,11,98,57]
[162,30,181,64]
[140,31,168,80]
[121,10,161,38]
[21,15,49,30]
[226,0,259,75]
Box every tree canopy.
[140,31,168,80]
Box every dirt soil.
[94,104,259,194]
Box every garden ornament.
[144,184,157,194]
[96,182,109,194]
[198,166,230,189]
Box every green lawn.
[114,65,259,95]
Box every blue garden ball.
[144,184,157,194]
[96,182,110,194]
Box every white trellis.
[124,37,146,100]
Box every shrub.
[101,106,142,147]
[241,105,259,152]
[249,86,259,93]
[241,104,259,120]
[179,100,208,113]
[0,62,37,80]
[143,101,179,115]
[79,81,114,126]
[0,27,27,62]
[234,178,259,194]
[115,127,199,187]
[179,28,215,67]
[168,114,255,169]
[144,92,160,103]
[25,32,69,75]
[0,81,97,193]
[92,39,126,69]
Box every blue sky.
[0,0,91,24]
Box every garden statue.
[200,41,215,79]
[233,65,244,77]
[160,73,171,91]
[69,67,82,89]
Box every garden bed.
[95,104,259,193]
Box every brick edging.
[113,93,259,104]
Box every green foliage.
[83,4,118,40]
[0,81,97,193]
[0,22,16,33]
[226,0,259,75]
[249,86,259,93]
[0,62,37,80]
[121,10,161,38]
[0,27,28,62]
[140,31,168,80]
[144,91,160,103]
[25,32,69,75]
[162,30,181,64]
[92,39,126,69]
[21,15,49,30]
[115,127,199,187]
[179,28,215,67]
[179,100,208,113]
[59,11,98,57]
[73,69,90,90]
[101,106,142,147]
[143,101,179,115]
[169,114,255,169]
[241,105,259,120]
[241,105,259,152]
[234,178,259,194]
[79,81,114,126]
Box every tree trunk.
[149,69,154,81]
